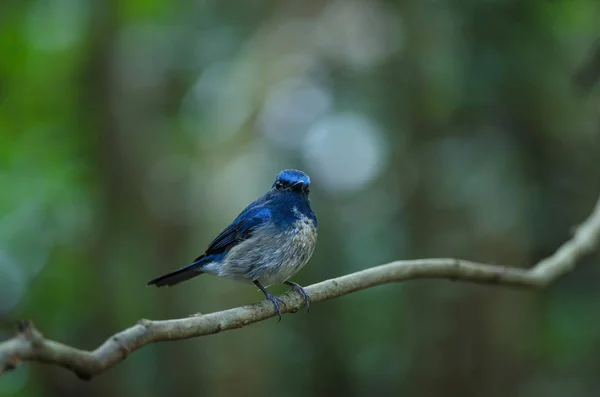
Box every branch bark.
[2,195,600,381]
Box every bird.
[147,169,318,321]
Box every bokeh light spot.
[303,113,388,195]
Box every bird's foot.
[254,280,286,321]
[264,292,286,322]
[284,281,311,313]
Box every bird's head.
[272,169,311,195]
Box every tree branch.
[2,195,600,381]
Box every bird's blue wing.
[203,204,272,255]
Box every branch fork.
[2,195,599,380]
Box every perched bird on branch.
[147,169,318,320]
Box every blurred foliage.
[1,0,600,396]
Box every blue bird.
[147,169,318,320]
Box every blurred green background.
[2,0,600,396]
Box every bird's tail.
[147,255,212,287]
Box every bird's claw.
[254,280,287,322]
[265,293,286,322]
[285,281,311,313]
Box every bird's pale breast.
[264,212,317,285]
[210,207,317,286]
[290,212,318,252]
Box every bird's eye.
[304,186,310,194]
[275,181,284,189]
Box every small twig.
[1,195,599,380]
